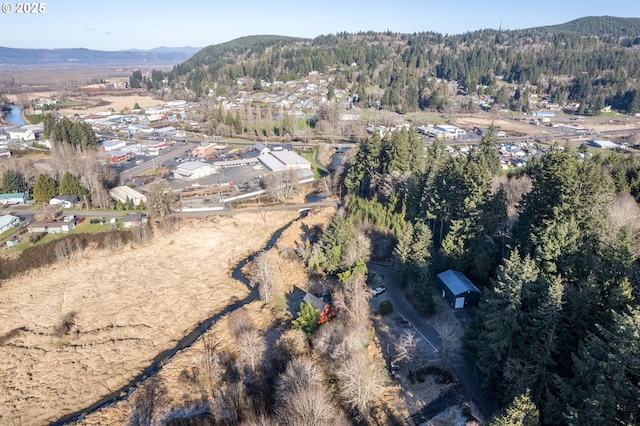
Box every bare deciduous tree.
[491,174,533,224]
[54,237,83,262]
[609,192,640,250]
[147,179,176,217]
[130,222,152,244]
[275,358,348,426]
[317,175,333,197]
[332,274,371,340]
[250,250,280,303]
[217,381,248,425]
[104,232,124,252]
[336,351,385,419]
[263,169,301,202]
[392,329,417,364]
[237,328,266,373]
[340,228,371,269]
[228,308,255,338]
[128,376,169,426]
[199,334,224,400]
[273,329,309,370]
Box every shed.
[436,269,481,309]
[6,236,19,248]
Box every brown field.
[0,211,298,425]
[5,91,164,117]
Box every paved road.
[367,263,497,422]
[7,200,339,220]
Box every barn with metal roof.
[436,269,481,309]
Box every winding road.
[367,263,497,422]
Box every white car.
[372,286,386,296]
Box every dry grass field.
[0,211,298,425]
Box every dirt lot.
[0,211,298,425]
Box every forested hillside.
[143,16,640,115]
[315,126,640,424]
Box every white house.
[0,214,21,233]
[0,192,28,205]
[49,195,80,208]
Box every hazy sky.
[1,0,638,50]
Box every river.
[4,104,26,126]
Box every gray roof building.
[436,270,481,309]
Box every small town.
[1,5,640,426]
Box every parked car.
[372,286,386,296]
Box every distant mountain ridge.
[0,46,202,69]
[536,16,640,37]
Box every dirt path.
[0,211,297,425]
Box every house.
[49,195,79,208]
[173,161,217,180]
[122,213,148,228]
[0,192,28,205]
[27,220,74,233]
[0,214,21,233]
[109,186,147,207]
[436,270,481,309]
[303,292,336,324]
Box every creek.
[51,219,295,425]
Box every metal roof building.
[436,269,481,309]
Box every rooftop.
[437,270,481,296]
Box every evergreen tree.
[32,174,57,202]
[58,171,85,197]
[291,301,321,338]
[465,251,539,395]
[1,169,26,193]
[489,389,540,426]
[563,308,640,425]
[380,128,411,174]
[391,221,413,286]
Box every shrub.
[378,300,393,316]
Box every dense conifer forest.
[138,17,640,116]
[315,127,640,424]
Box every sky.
[1,0,639,51]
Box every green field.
[301,150,329,179]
